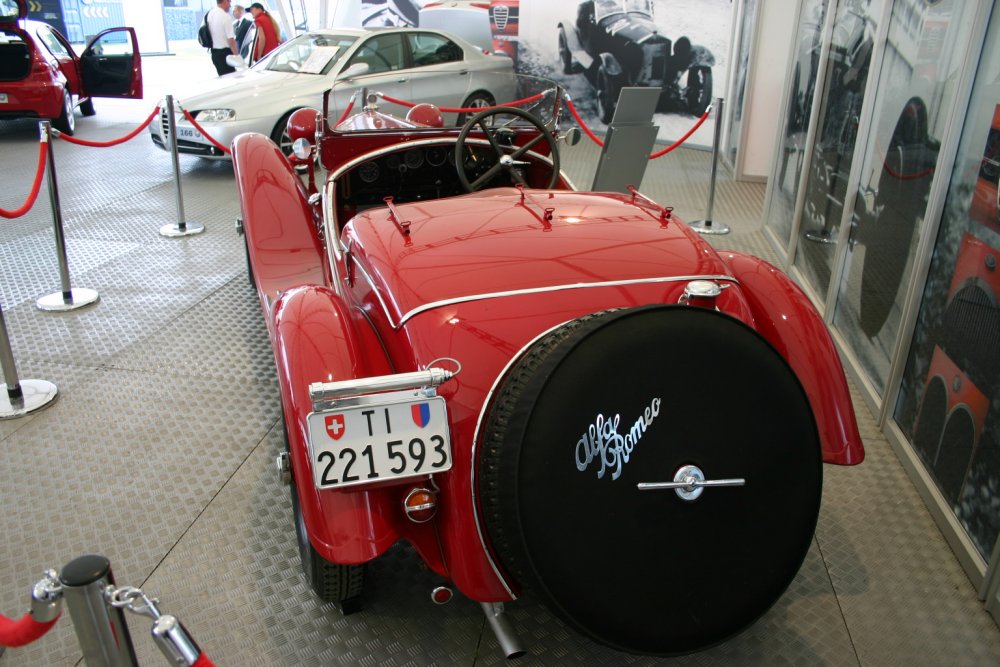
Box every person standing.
[207,0,239,76]
[233,4,253,52]
[248,3,281,60]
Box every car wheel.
[686,66,713,116]
[456,91,495,126]
[290,452,365,610]
[558,29,573,75]
[80,98,96,117]
[479,305,822,655]
[53,90,75,135]
[270,109,301,158]
[596,64,622,124]
[238,218,256,289]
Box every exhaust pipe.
[481,602,525,659]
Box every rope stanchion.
[378,92,546,114]
[1,296,58,418]
[54,105,160,148]
[564,97,605,148]
[35,120,101,311]
[179,107,232,156]
[0,612,60,648]
[0,136,48,219]
[688,97,730,236]
[648,106,711,160]
[162,95,206,238]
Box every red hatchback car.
[0,0,142,135]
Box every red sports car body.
[231,75,864,656]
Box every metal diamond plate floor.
[2,47,999,666]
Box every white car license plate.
[0,93,7,104]
[178,126,202,139]
[307,396,452,489]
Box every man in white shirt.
[207,0,239,76]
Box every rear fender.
[232,132,329,305]
[689,44,716,68]
[274,286,408,564]
[721,252,864,465]
[598,52,624,78]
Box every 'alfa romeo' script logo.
[575,397,661,480]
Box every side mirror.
[339,62,370,80]
[561,127,582,147]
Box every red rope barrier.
[180,108,232,155]
[648,106,711,160]
[192,652,216,667]
[333,99,355,127]
[0,611,60,648]
[0,140,48,219]
[55,106,160,148]
[882,162,935,181]
[378,92,545,114]
[564,98,604,148]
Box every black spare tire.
[478,306,822,655]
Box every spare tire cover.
[478,306,822,655]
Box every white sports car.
[149,26,514,159]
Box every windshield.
[261,32,358,75]
[595,0,653,22]
[323,71,565,134]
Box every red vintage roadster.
[231,73,864,657]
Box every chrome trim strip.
[399,274,739,325]
[350,257,399,328]
[470,319,574,599]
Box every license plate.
[307,395,452,489]
[0,93,7,104]
[178,126,202,139]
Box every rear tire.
[456,91,495,126]
[558,30,573,75]
[53,90,75,135]
[479,306,822,655]
[686,66,712,116]
[80,98,96,117]
[596,64,623,124]
[286,423,364,610]
[291,474,365,610]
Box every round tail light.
[404,488,437,523]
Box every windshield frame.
[258,31,359,75]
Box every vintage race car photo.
[0,0,142,135]
[557,0,714,123]
[149,26,511,159]
[231,71,864,656]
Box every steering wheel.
[454,106,560,192]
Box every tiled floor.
[1,45,999,666]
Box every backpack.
[197,12,212,48]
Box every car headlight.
[194,109,236,122]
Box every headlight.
[194,109,236,122]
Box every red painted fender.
[273,285,413,565]
[231,132,329,304]
[721,252,864,465]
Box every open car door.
[80,27,142,99]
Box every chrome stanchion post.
[689,97,731,236]
[59,555,139,667]
[36,121,101,311]
[0,299,58,418]
[160,95,205,238]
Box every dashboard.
[337,142,512,211]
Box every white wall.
[122,0,168,54]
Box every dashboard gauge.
[426,147,447,167]
[405,149,425,169]
[357,161,380,184]
[385,153,401,170]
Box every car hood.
[344,189,733,325]
[174,69,329,112]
